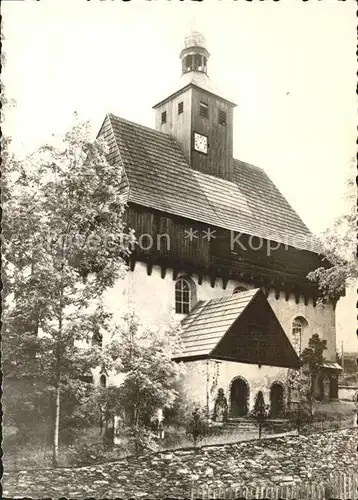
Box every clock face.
[194,133,208,154]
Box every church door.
[230,378,249,417]
[270,383,284,418]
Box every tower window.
[219,110,227,126]
[161,111,167,124]
[178,102,184,115]
[200,102,208,119]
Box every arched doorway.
[270,382,284,418]
[230,377,249,417]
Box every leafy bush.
[126,426,159,454]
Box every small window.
[199,102,208,119]
[233,286,247,294]
[178,102,184,115]
[219,110,227,126]
[161,111,167,124]
[175,278,192,314]
[99,374,106,388]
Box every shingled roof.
[174,288,300,368]
[101,113,318,253]
[177,289,260,359]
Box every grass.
[3,426,127,471]
[5,402,356,471]
[313,400,356,421]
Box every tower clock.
[153,30,236,181]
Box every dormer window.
[161,111,167,124]
[200,102,208,119]
[219,110,227,126]
[178,102,184,115]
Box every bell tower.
[153,31,236,181]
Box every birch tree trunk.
[52,313,63,467]
[52,382,61,467]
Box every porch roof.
[322,362,342,372]
[174,289,300,369]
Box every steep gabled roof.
[174,289,300,369]
[178,289,259,358]
[100,113,318,253]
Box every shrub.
[126,426,159,454]
[250,391,269,439]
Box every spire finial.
[190,14,197,33]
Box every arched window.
[292,317,308,355]
[99,374,106,388]
[175,277,195,314]
[233,286,248,294]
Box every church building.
[98,31,341,418]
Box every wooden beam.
[160,267,167,279]
[146,262,153,276]
[172,269,179,281]
[222,276,229,290]
[198,274,203,286]
[210,275,216,288]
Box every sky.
[3,0,356,351]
